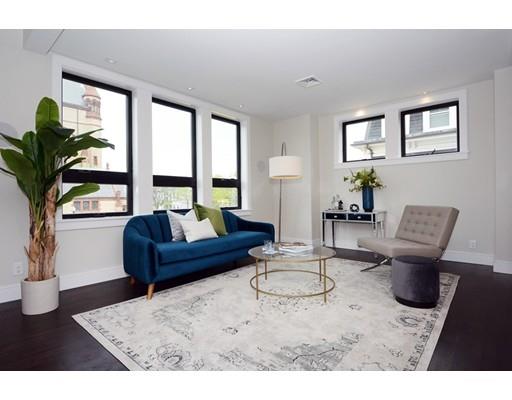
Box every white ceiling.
[47,29,512,120]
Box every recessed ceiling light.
[423,91,428,95]
[105,57,117,64]
[239,104,244,109]
[187,87,194,91]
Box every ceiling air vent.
[295,75,322,88]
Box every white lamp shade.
[269,156,302,179]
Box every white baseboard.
[332,239,494,266]
[442,250,493,266]
[280,236,312,244]
[312,238,322,247]
[60,265,127,291]
[0,265,127,304]
[334,240,364,251]
[281,237,323,246]
[493,259,512,274]
[1,246,506,304]
[0,284,21,304]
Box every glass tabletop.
[249,245,336,262]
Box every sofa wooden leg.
[129,276,136,285]
[147,283,155,300]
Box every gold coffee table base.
[248,246,337,303]
[249,269,335,303]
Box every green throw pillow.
[193,203,227,236]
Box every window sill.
[229,209,252,217]
[56,209,253,231]
[334,151,469,169]
[56,215,131,232]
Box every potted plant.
[343,167,384,212]
[0,97,113,315]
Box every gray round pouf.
[391,255,439,308]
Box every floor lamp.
[269,142,302,244]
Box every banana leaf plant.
[0,97,114,281]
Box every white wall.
[272,80,496,266]
[0,32,275,302]
[272,114,318,243]
[494,66,512,273]
[0,33,52,294]
[309,115,321,244]
[248,117,275,223]
[320,80,495,265]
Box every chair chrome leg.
[361,257,390,272]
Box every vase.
[362,186,374,212]
[21,275,59,315]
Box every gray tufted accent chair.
[357,205,459,272]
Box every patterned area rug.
[73,258,458,371]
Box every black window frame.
[400,100,460,158]
[211,114,242,210]
[61,72,133,219]
[342,114,386,163]
[152,97,197,214]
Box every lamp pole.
[269,142,301,245]
[277,142,286,243]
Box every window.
[152,98,197,211]
[211,115,241,209]
[342,115,386,162]
[61,72,133,218]
[401,101,459,157]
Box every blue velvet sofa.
[123,210,274,299]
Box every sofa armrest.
[123,227,159,284]
[236,216,275,241]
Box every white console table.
[321,209,386,247]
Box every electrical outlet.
[469,240,477,249]
[12,261,23,276]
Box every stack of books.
[278,242,314,255]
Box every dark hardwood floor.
[1,249,511,371]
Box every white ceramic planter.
[21,276,60,315]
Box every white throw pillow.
[180,219,218,243]
[166,209,197,241]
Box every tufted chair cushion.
[395,205,459,249]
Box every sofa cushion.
[193,203,227,236]
[157,230,272,265]
[181,218,218,243]
[166,209,197,241]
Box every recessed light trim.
[187,87,194,91]
[105,57,117,64]
[239,104,244,109]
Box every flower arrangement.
[343,167,384,192]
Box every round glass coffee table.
[248,246,336,302]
